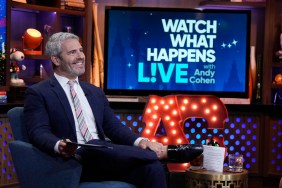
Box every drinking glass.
[228,154,243,172]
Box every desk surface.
[187,167,248,175]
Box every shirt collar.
[54,73,79,87]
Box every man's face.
[54,38,85,80]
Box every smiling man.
[23,32,203,188]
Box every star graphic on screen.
[232,39,238,46]
[221,39,238,49]
[127,62,132,68]
[221,43,226,48]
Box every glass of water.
[228,154,243,172]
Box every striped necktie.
[68,80,93,142]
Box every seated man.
[24,32,203,188]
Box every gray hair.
[45,32,79,57]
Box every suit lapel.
[50,76,77,136]
[79,82,105,140]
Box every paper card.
[203,145,225,172]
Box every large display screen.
[104,7,251,98]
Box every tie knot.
[68,80,76,88]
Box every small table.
[185,167,248,188]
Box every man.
[24,32,203,188]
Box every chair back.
[7,107,30,142]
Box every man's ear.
[51,55,60,66]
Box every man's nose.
[77,51,85,58]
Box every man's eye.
[68,51,76,55]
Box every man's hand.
[138,139,167,159]
[58,139,77,158]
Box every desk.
[185,167,248,188]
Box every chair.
[8,107,136,188]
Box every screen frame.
[104,6,251,99]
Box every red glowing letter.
[141,95,228,171]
